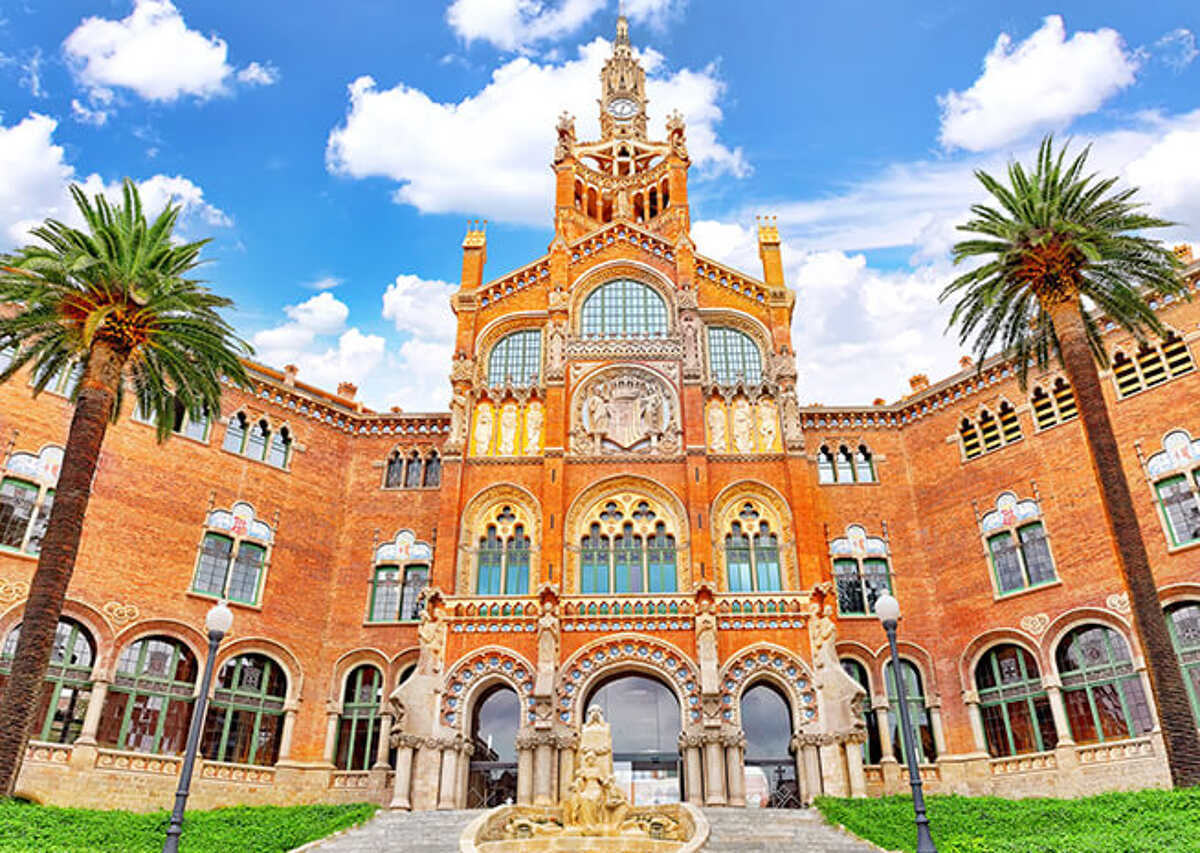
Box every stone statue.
[497,403,519,455]
[810,602,838,678]
[547,287,568,310]
[780,389,804,449]
[707,403,727,452]
[473,403,494,455]
[554,111,576,163]
[585,388,610,436]
[680,312,701,375]
[524,402,544,455]
[535,600,559,695]
[757,398,778,452]
[450,354,475,383]
[416,606,445,675]
[732,399,754,453]
[615,189,632,219]
[562,707,628,836]
[546,320,566,379]
[695,600,719,695]
[639,390,664,436]
[448,392,469,451]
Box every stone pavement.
[298,806,883,852]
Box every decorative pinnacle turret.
[463,219,487,248]
[756,215,780,244]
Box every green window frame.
[579,279,667,338]
[724,503,782,593]
[725,522,753,592]
[1155,473,1200,546]
[975,644,1057,757]
[987,521,1056,595]
[335,665,383,771]
[707,327,763,384]
[1056,625,1153,745]
[581,524,609,594]
[1165,602,1200,725]
[884,660,937,764]
[200,654,287,766]
[840,658,882,764]
[223,413,290,468]
[834,557,891,616]
[475,519,530,597]
[0,476,54,554]
[0,620,94,744]
[487,330,542,387]
[97,637,198,755]
[369,564,429,622]
[192,532,267,606]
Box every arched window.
[962,406,1021,460]
[830,525,891,616]
[835,446,854,482]
[246,419,269,460]
[707,327,763,384]
[1112,334,1194,398]
[723,503,781,592]
[474,506,531,596]
[0,446,60,555]
[975,645,1057,757]
[1165,603,1200,724]
[817,444,876,484]
[1056,625,1153,744]
[840,659,882,764]
[577,499,677,594]
[487,330,542,387]
[580,279,667,338]
[980,493,1056,595]
[423,451,442,487]
[384,452,405,488]
[884,660,937,764]
[267,426,291,468]
[817,446,835,484]
[1030,378,1077,430]
[404,450,422,488]
[740,682,798,807]
[193,503,272,606]
[1147,430,1200,547]
[959,418,982,459]
[98,636,198,755]
[368,526,430,624]
[223,412,248,453]
[200,653,287,766]
[222,413,290,468]
[0,619,94,743]
[335,665,383,771]
[854,445,876,482]
[468,685,520,808]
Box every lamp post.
[875,593,937,853]
[163,601,233,853]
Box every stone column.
[412,742,443,810]
[278,705,299,761]
[802,742,822,804]
[790,735,808,802]
[516,742,534,805]
[703,733,726,805]
[389,738,415,810]
[1044,683,1075,746]
[437,739,460,809]
[723,734,746,807]
[963,691,987,754]
[844,734,867,797]
[373,713,393,770]
[558,737,577,801]
[456,741,474,808]
[928,702,947,758]
[680,734,703,805]
[75,678,110,746]
[322,707,340,765]
[533,736,555,805]
[819,739,848,797]
[874,699,894,758]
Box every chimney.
[909,373,930,393]
[1174,244,1195,265]
[756,215,784,287]
[872,397,886,406]
[461,220,488,291]
[337,381,357,401]
[959,355,974,370]
[283,364,298,386]
[390,406,404,414]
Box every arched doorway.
[467,685,520,808]
[585,673,682,804]
[741,681,799,808]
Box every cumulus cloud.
[326,38,746,224]
[447,0,604,52]
[70,98,110,126]
[62,0,277,117]
[380,274,458,411]
[1154,28,1198,72]
[0,113,230,247]
[938,15,1138,152]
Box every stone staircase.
[297,807,882,852]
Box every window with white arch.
[1145,430,1200,547]
[579,279,667,338]
[476,505,532,596]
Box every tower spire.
[599,7,646,139]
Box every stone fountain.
[460,707,709,852]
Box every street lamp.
[163,601,234,853]
[875,593,937,853]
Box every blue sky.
[1,1,1198,411]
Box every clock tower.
[599,12,648,140]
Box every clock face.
[607,98,638,119]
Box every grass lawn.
[816,788,1200,853]
[0,800,377,853]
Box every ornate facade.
[2,17,1200,812]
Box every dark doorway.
[585,673,682,804]
[467,685,519,808]
[741,681,801,808]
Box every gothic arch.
[0,597,115,675]
[557,634,699,728]
[719,642,818,729]
[958,628,1043,694]
[710,480,797,591]
[330,648,391,704]
[1044,607,1137,677]
[439,646,536,734]
[568,260,677,336]
[1161,582,1200,608]
[216,635,304,702]
[456,483,543,595]
[697,308,773,354]
[112,619,209,678]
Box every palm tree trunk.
[1050,302,1200,787]
[0,343,123,796]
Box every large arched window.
[741,681,799,808]
[974,644,1057,757]
[580,279,667,338]
[1056,625,1153,744]
[467,685,520,808]
[579,501,677,594]
[476,506,531,596]
[707,327,762,384]
[1166,603,1200,724]
[487,330,542,387]
[98,636,198,755]
[884,660,937,764]
[335,665,383,771]
[840,659,882,764]
[0,619,94,744]
[200,653,288,766]
[724,503,782,593]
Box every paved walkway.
[299,806,883,852]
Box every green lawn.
[0,800,377,853]
[816,789,1200,853]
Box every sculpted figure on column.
[562,707,629,836]
[473,403,494,454]
[535,600,560,696]
[696,599,719,694]
[524,402,544,455]
[417,605,446,676]
[707,403,727,452]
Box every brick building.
[3,17,1200,811]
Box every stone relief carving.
[731,399,754,453]
[554,111,576,163]
[706,403,727,452]
[1020,613,1050,637]
[524,402,544,455]
[695,599,718,695]
[535,600,560,696]
[546,320,567,380]
[779,389,804,451]
[472,403,494,455]
[570,369,681,457]
[497,402,519,456]
[416,604,446,676]
[102,601,139,626]
[0,578,30,604]
[450,354,475,384]
[757,398,779,451]
[680,312,701,378]
[447,391,469,453]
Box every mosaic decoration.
[375,529,433,563]
[5,446,63,483]
[719,645,818,725]
[1146,429,1200,478]
[829,524,887,557]
[206,502,272,543]
[980,492,1040,533]
[441,649,535,728]
[557,637,701,725]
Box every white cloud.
[446,0,604,52]
[0,113,231,247]
[622,0,687,30]
[382,274,458,342]
[1154,28,1198,72]
[326,38,746,224]
[236,61,280,87]
[938,15,1138,152]
[380,274,458,411]
[20,49,46,98]
[62,0,275,114]
[303,275,342,291]
[70,98,110,126]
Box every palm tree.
[942,136,1200,787]
[0,180,251,795]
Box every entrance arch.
[584,673,682,804]
[741,681,800,807]
[467,684,520,808]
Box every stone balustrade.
[1075,737,1154,765]
[199,760,276,785]
[94,747,182,776]
[988,751,1057,776]
[24,740,71,765]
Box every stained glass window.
[841,659,882,764]
[1166,603,1200,725]
[884,660,937,764]
[487,330,542,386]
[707,327,762,384]
[98,637,197,755]
[192,533,267,606]
[834,557,891,615]
[1056,625,1153,745]
[0,619,94,744]
[200,654,287,766]
[335,665,383,771]
[385,453,405,488]
[975,644,1057,757]
[580,279,667,338]
[1156,475,1200,545]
